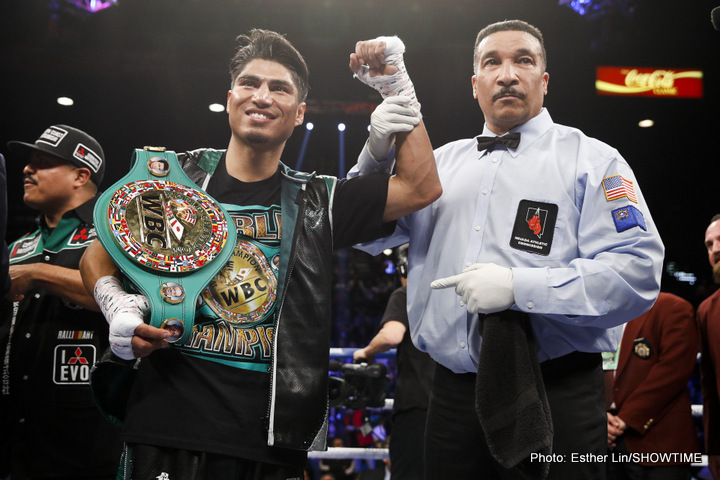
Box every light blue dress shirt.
[349,108,664,373]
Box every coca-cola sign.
[596,66,703,98]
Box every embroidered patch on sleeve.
[509,200,558,256]
[602,175,637,203]
[611,205,647,232]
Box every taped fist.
[94,275,150,360]
[350,35,421,115]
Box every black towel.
[475,310,553,480]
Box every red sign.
[596,66,703,98]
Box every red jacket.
[612,292,700,464]
[698,288,720,455]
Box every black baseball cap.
[7,124,105,186]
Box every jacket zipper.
[266,184,306,446]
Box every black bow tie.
[476,132,521,151]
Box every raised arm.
[384,115,438,222]
[349,36,441,223]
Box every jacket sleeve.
[619,295,698,435]
[699,298,720,453]
[347,144,408,255]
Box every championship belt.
[93,147,237,345]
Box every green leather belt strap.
[93,147,237,345]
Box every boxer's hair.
[229,29,309,102]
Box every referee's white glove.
[367,96,419,161]
[94,276,150,360]
[431,263,515,314]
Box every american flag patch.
[602,175,637,203]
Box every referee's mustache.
[493,87,525,102]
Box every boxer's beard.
[712,262,720,284]
[245,132,269,144]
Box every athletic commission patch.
[510,200,558,256]
[105,179,230,273]
[611,205,646,233]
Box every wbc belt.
[93,147,237,345]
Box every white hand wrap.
[431,263,515,314]
[353,36,421,116]
[94,275,150,360]
[367,96,420,161]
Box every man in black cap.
[0,124,122,480]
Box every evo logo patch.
[510,200,558,256]
[53,344,96,385]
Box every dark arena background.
[1,0,719,472]
[2,0,719,306]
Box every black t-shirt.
[381,286,434,412]
[122,154,391,467]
